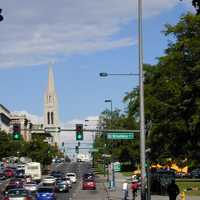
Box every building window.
[47,112,50,124]
[51,112,54,124]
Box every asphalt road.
[0,162,107,200]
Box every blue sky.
[0,1,194,151]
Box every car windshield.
[38,188,53,193]
[8,189,27,197]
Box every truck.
[25,162,41,182]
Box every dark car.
[15,169,25,178]
[82,173,95,181]
[9,178,24,187]
[36,186,56,200]
[55,181,69,193]
[191,168,200,178]
[3,184,23,196]
[0,172,6,181]
[3,188,32,200]
[50,171,64,179]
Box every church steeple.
[47,66,55,93]
[44,65,59,145]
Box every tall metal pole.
[138,0,146,199]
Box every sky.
[0,0,194,154]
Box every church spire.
[47,66,55,93]
[44,65,59,145]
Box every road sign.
[89,148,98,153]
[107,132,134,140]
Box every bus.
[25,162,41,182]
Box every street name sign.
[107,132,134,140]
[89,148,99,153]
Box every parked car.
[3,188,32,200]
[36,186,56,200]
[191,168,200,178]
[82,177,96,190]
[66,173,77,183]
[42,176,56,185]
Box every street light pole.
[138,0,146,199]
[105,99,113,129]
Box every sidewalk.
[102,172,200,200]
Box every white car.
[42,176,56,185]
[24,181,38,192]
[66,173,77,183]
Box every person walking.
[122,181,129,200]
[131,180,139,200]
[167,180,180,200]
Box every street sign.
[107,132,134,140]
[89,149,98,153]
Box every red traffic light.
[76,124,83,132]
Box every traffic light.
[0,9,3,22]
[75,146,79,154]
[76,124,83,140]
[12,124,21,140]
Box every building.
[44,66,60,145]
[0,104,11,133]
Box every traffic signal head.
[76,124,83,141]
[75,146,79,153]
[13,124,21,140]
[0,9,3,22]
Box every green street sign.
[90,149,98,153]
[107,132,134,140]
[114,162,121,172]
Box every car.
[4,168,15,178]
[57,177,72,188]
[36,186,56,200]
[66,173,77,183]
[42,176,56,185]
[23,181,38,193]
[191,168,200,178]
[82,178,96,190]
[50,171,64,179]
[0,172,6,181]
[3,188,32,200]
[82,172,95,180]
[55,181,69,193]
[15,169,25,178]
[9,178,24,187]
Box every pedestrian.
[131,180,139,200]
[167,180,180,200]
[122,181,129,200]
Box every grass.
[121,171,200,196]
[176,179,200,196]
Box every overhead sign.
[107,132,134,140]
[89,149,99,153]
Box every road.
[0,162,108,200]
[53,161,108,200]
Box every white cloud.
[12,110,43,124]
[0,0,188,68]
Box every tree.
[123,14,200,166]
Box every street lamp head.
[105,99,112,103]
[99,72,108,77]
